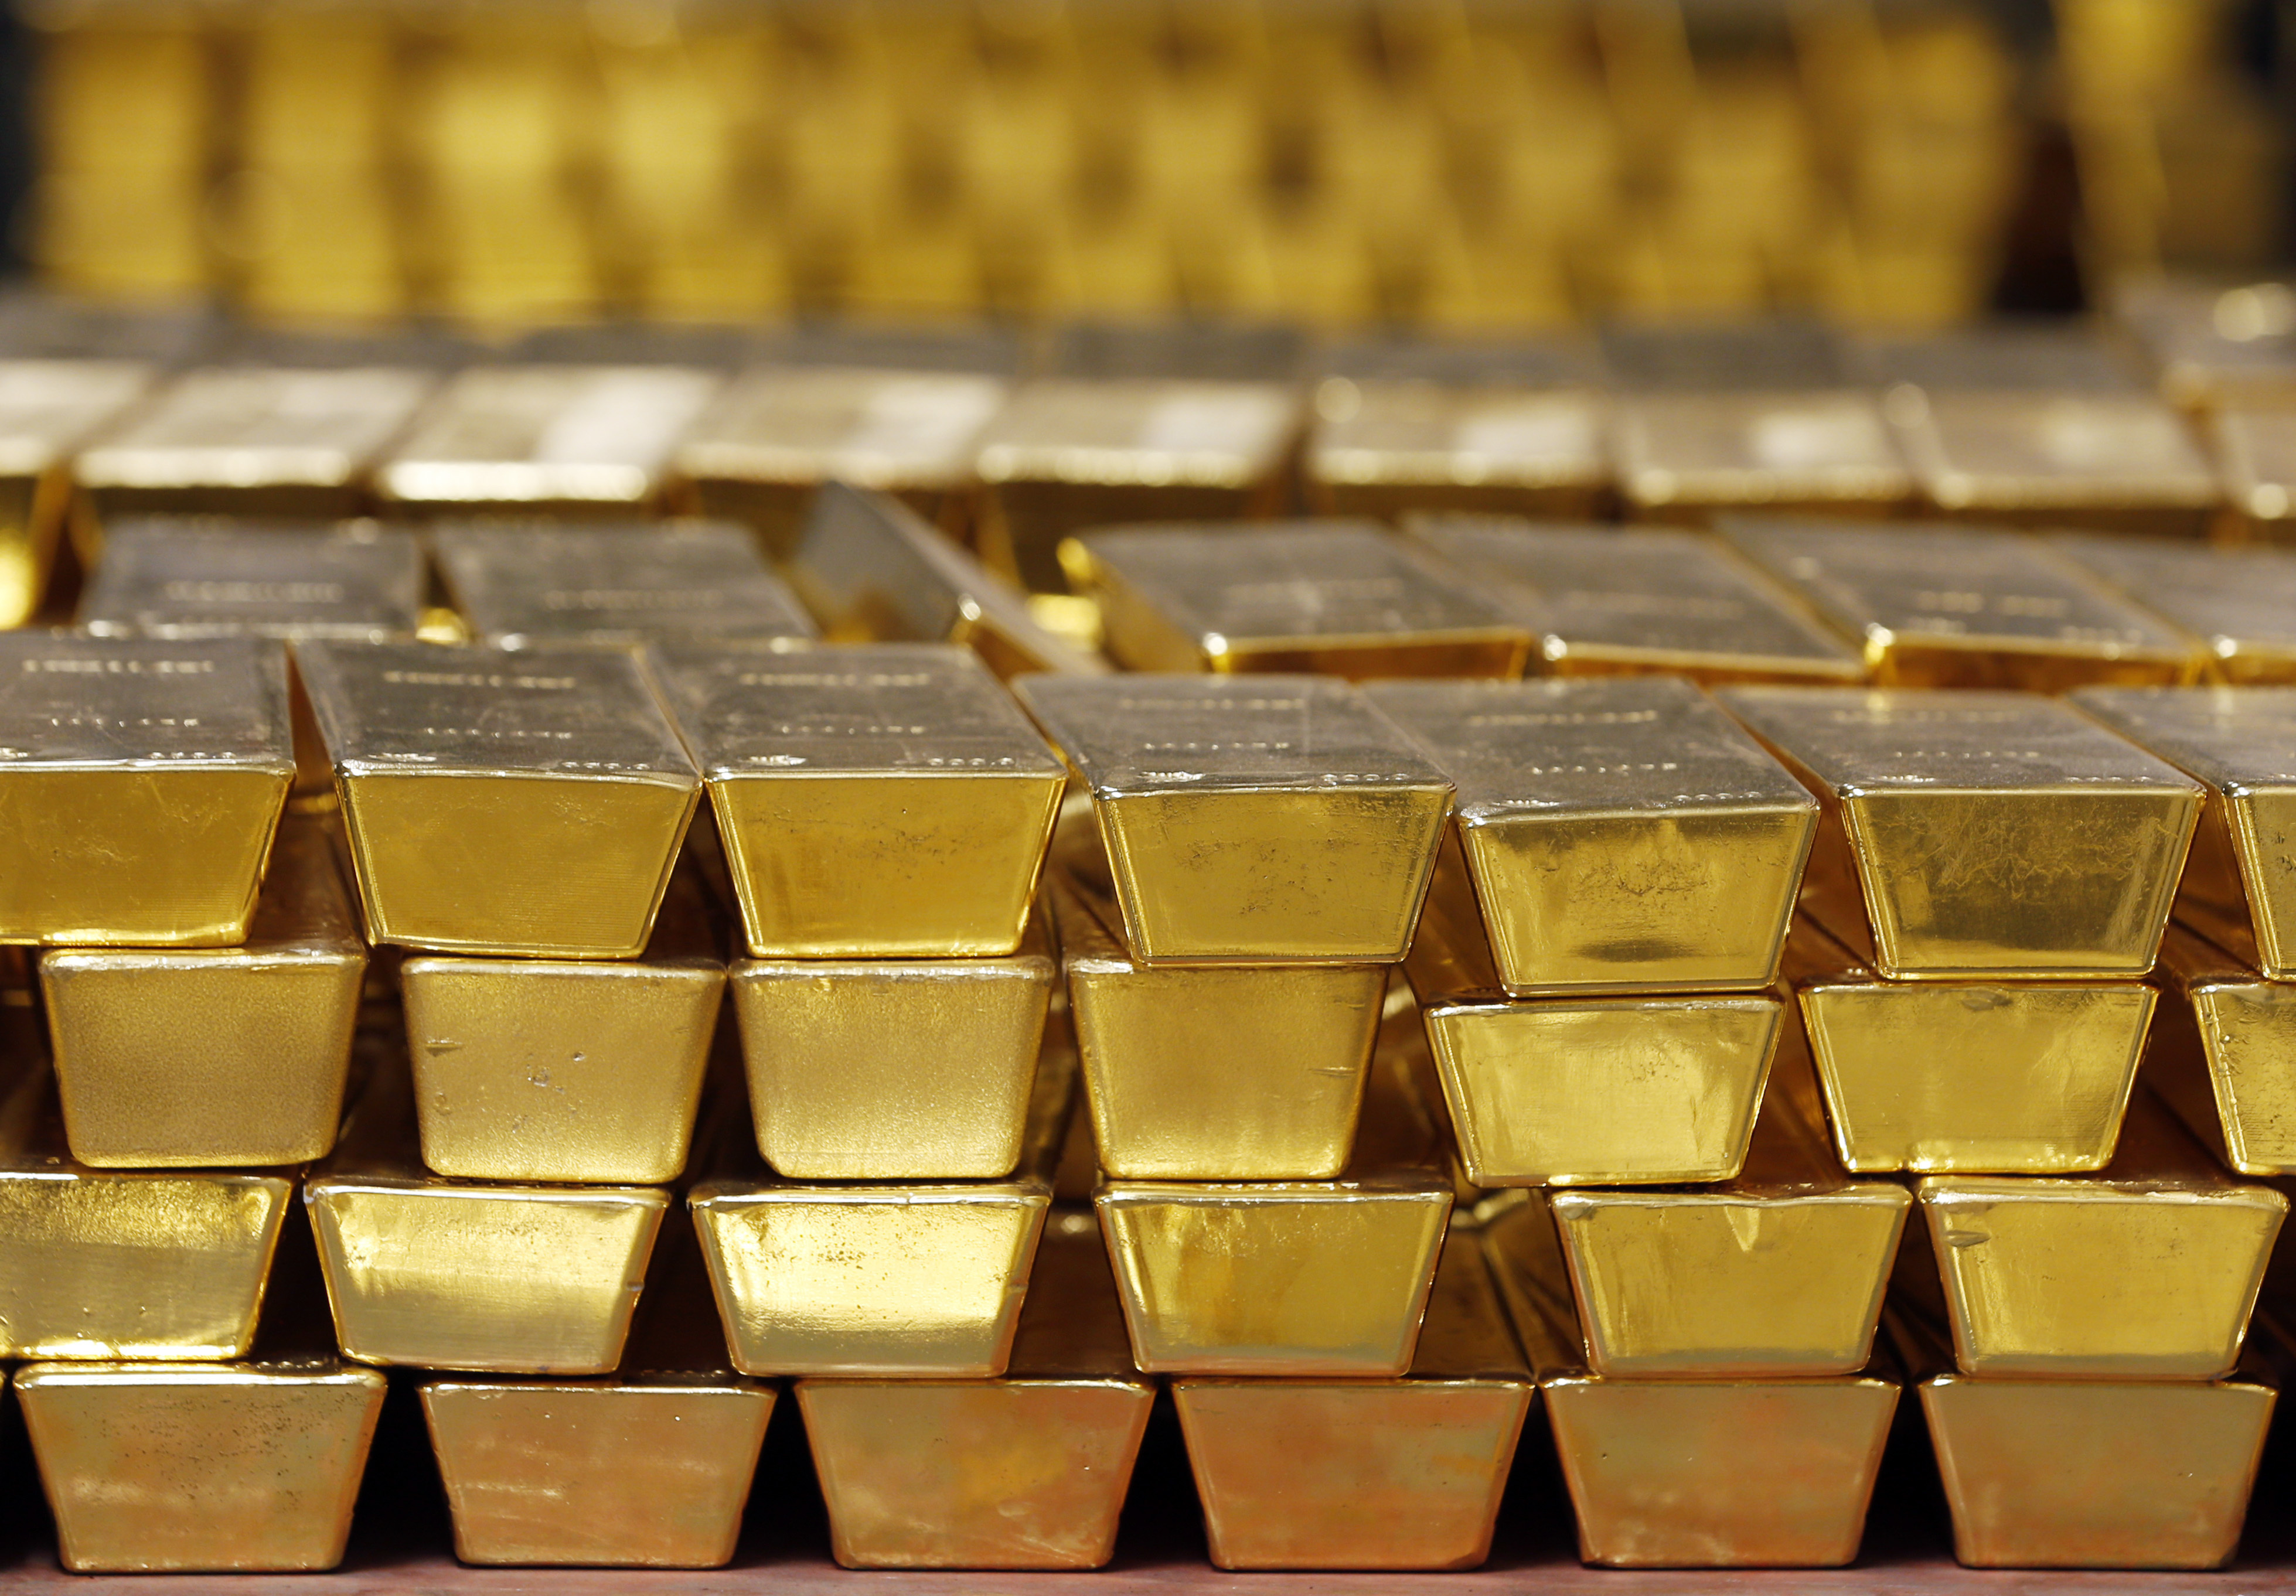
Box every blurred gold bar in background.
[2116,278,2296,411]
[2212,406,2296,541]
[2144,924,2296,1178]
[2049,534,2296,684]
[0,357,153,626]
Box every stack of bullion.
[651,640,1147,1571]
[2045,531,2296,685]
[1015,671,1507,1571]
[0,633,385,1574]
[1722,684,2288,1570]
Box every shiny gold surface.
[1173,1236,1533,1571]
[76,519,427,643]
[798,1213,1152,1571]
[1064,521,1529,680]
[656,642,1064,959]
[2050,535,2296,685]
[1306,373,1609,523]
[2148,925,2296,1176]
[2215,405,2296,540]
[0,357,154,626]
[1613,390,1915,520]
[16,1359,387,1574]
[41,813,365,1169]
[1015,673,1453,964]
[299,639,701,958]
[1723,686,2203,978]
[1368,676,1815,994]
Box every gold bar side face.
[432,519,816,649]
[2050,536,2296,685]
[1307,381,1610,521]
[77,520,427,643]
[0,633,292,946]
[1403,516,1863,685]
[2215,407,2296,541]
[1368,676,1816,993]
[658,642,1064,957]
[16,1360,386,1574]
[1067,521,1530,680]
[1613,390,1914,520]
[0,358,153,625]
[1891,391,2221,536]
[2149,926,2296,1174]
[1016,674,1453,963]
[1723,686,2204,978]
[298,639,700,957]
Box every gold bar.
[1014,673,1453,963]
[2048,534,2296,684]
[1613,390,1913,522]
[432,518,816,649]
[0,634,293,946]
[1722,519,2203,690]
[654,642,1063,958]
[1062,520,1531,679]
[797,1212,1153,1570]
[2213,405,2296,541]
[1721,686,2204,978]
[2114,277,2296,411]
[298,639,701,958]
[76,517,426,643]
[1367,676,1815,993]
[41,813,365,1168]
[2145,923,2296,1176]
[1173,1232,1534,1571]
[1402,515,1865,686]
[0,357,154,625]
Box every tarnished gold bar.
[1613,390,1913,523]
[1367,676,1815,994]
[0,633,292,946]
[298,639,701,958]
[1062,521,1529,680]
[1014,674,1453,963]
[798,1212,1153,1571]
[1722,519,2202,690]
[1402,516,1864,686]
[2144,925,2296,1176]
[655,642,1063,958]
[0,357,156,625]
[1173,1233,1533,1571]
[1905,1090,2285,1378]
[41,813,364,1168]
[2213,406,2296,541]
[432,519,816,649]
[2048,535,2296,684]
[77,517,426,643]
[1721,686,2204,978]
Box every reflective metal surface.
[1613,390,1914,520]
[2050,534,2296,684]
[2144,925,2296,1178]
[77,519,427,642]
[1307,380,1609,522]
[0,357,154,625]
[2215,406,2296,541]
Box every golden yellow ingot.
[2145,925,2296,1175]
[1368,676,1815,994]
[1063,521,1530,680]
[2116,278,2296,411]
[2050,535,2296,686]
[1723,686,2204,979]
[655,642,1063,959]
[1787,916,2152,1174]
[1613,389,1915,521]
[0,633,292,947]
[1016,673,1453,964]
[2214,405,2296,542]
[76,519,427,644]
[0,357,154,626]
[40,813,364,1168]
[298,639,701,959]
[16,1359,387,1574]
[1173,1234,1534,1571]
[798,1213,1153,1571]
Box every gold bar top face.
[655,642,1063,958]
[77,521,425,642]
[1406,517,1863,684]
[298,639,699,957]
[1891,391,2221,528]
[1307,381,1607,499]
[1613,390,1912,514]
[975,378,1299,492]
[1070,521,1529,679]
[73,366,437,496]
[1014,674,1454,963]
[2050,534,2296,684]
[1723,687,2202,979]
[432,520,816,649]
[0,633,292,946]
[1723,519,2200,690]
[1369,676,1815,994]
[0,357,152,476]
[676,365,1008,492]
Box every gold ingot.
[76,518,427,644]
[40,813,364,1168]
[1173,1234,1534,1571]
[787,483,1109,681]
[306,1059,669,1374]
[1015,673,1453,963]
[1722,686,2203,978]
[16,1359,386,1574]
[2114,278,2296,411]
[1402,515,1864,686]
[1062,520,1529,680]
[1787,916,2152,1174]
[655,642,1063,958]
[797,1213,1153,1571]
[2145,924,2296,1175]
[1907,1091,2286,1377]
[2050,534,2296,685]
[1367,676,1815,993]
[0,633,292,947]
[2214,405,2296,541]
[1613,390,1915,521]
[299,639,701,958]
[0,357,154,626]
[431,519,816,650]
[1722,519,2202,690]
[403,875,726,1185]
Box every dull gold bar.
[77,517,425,642]
[1889,391,2221,537]
[1614,390,1913,523]
[2048,535,2296,684]
[2213,406,2296,541]
[2140,925,2296,1178]
[0,357,154,625]
[2114,277,2296,411]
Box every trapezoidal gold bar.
[1014,673,1453,964]
[41,811,365,1168]
[1062,520,1529,680]
[798,1212,1153,1571]
[2144,924,2296,1176]
[1722,686,2203,979]
[0,356,154,625]
[654,641,1063,958]
[1612,388,1914,522]
[76,517,427,644]
[298,638,701,958]
[2049,534,2296,685]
